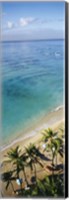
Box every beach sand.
[0,107,65,197]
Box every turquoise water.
[2,40,64,144]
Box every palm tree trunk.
[52,151,54,176]
[23,168,28,186]
[11,182,15,193]
[17,166,20,179]
[17,166,22,191]
[34,163,36,179]
[56,154,57,167]
[20,182,22,191]
[52,151,54,166]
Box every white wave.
[55,52,61,57]
[54,105,63,112]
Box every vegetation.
[1,127,64,198]
[25,143,43,179]
[2,171,15,193]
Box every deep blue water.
[2,40,64,144]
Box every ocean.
[2,39,64,145]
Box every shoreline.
[1,106,64,155]
[2,105,63,147]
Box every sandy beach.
[0,107,65,197]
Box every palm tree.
[59,127,64,138]
[51,138,63,167]
[5,146,23,190]
[46,141,55,167]
[46,137,63,167]
[42,128,57,143]
[6,146,21,178]
[25,143,43,179]
[5,146,30,188]
[41,128,63,176]
[18,153,29,186]
[31,175,64,197]
[41,129,57,169]
[2,171,15,193]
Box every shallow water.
[2,39,65,144]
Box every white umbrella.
[42,143,46,149]
[16,178,23,185]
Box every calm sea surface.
[2,40,64,144]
